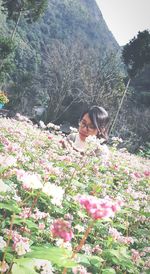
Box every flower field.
[0,116,150,274]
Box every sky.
[95,0,150,46]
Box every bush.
[0,116,149,273]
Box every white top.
[67,133,109,161]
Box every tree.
[1,0,48,39]
[0,35,16,83]
[35,39,125,123]
[117,30,150,152]
[122,30,150,77]
[0,0,47,85]
[1,0,48,22]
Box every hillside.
[0,0,122,122]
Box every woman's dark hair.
[80,106,109,140]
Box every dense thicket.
[117,31,150,154]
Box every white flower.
[82,244,92,255]
[111,136,123,143]
[13,193,21,202]
[0,180,10,193]
[39,120,46,129]
[15,240,31,256]
[75,224,85,232]
[86,135,97,144]
[0,155,17,167]
[0,237,7,250]
[46,122,60,131]
[42,182,64,206]
[55,239,72,250]
[34,259,54,273]
[70,127,78,133]
[15,113,31,122]
[46,122,55,128]
[20,173,43,189]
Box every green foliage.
[12,259,37,274]
[0,201,21,213]
[122,30,150,77]
[0,117,149,273]
[0,35,16,82]
[103,247,133,270]
[0,0,47,84]
[137,142,150,159]
[102,268,116,274]
[0,35,15,58]
[25,246,77,268]
[1,0,48,22]
[0,54,16,82]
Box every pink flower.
[39,223,45,230]
[131,172,141,179]
[64,213,73,221]
[51,219,73,242]
[92,245,102,254]
[32,208,49,220]
[72,265,91,274]
[48,135,53,140]
[13,234,30,255]
[19,207,31,219]
[131,249,141,263]
[14,240,30,256]
[109,227,121,240]
[77,195,123,220]
[109,228,134,245]
[5,230,30,256]
[144,170,150,177]
[113,164,119,170]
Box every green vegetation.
[0,117,150,273]
[122,30,150,77]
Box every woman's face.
[78,113,98,141]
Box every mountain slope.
[1,0,122,121]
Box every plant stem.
[1,213,15,274]
[73,222,93,256]
[62,221,94,274]
[28,191,41,216]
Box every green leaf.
[77,254,90,267]
[103,247,133,269]
[24,219,39,230]
[114,223,126,230]
[13,217,39,230]
[5,252,14,263]
[77,254,103,268]
[12,259,37,274]
[140,211,150,217]
[0,201,21,213]
[25,245,77,268]
[102,268,116,274]
[0,167,7,174]
[89,255,103,267]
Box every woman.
[67,106,110,156]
